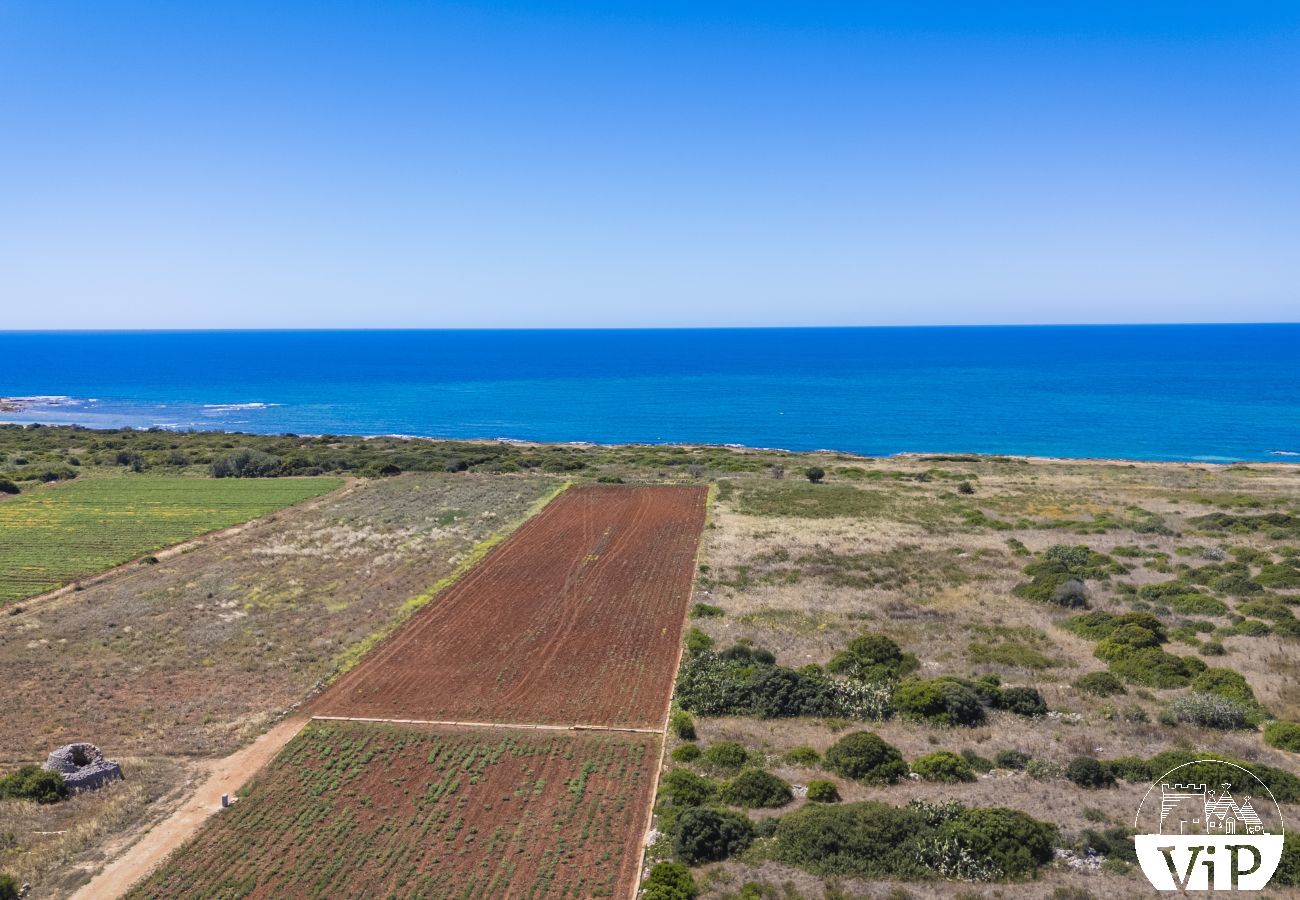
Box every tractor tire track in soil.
[311,484,709,729]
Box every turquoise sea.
[1,326,1297,462]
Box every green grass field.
[0,476,342,604]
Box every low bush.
[783,746,820,767]
[721,769,793,808]
[1159,693,1258,730]
[0,479,20,495]
[1083,826,1137,863]
[674,650,889,720]
[1140,751,1300,803]
[211,448,282,478]
[894,678,985,726]
[826,634,919,683]
[1189,667,1259,707]
[0,874,18,900]
[641,862,698,900]
[823,732,908,784]
[805,780,840,803]
[770,801,1056,880]
[961,749,994,773]
[691,602,724,618]
[1277,832,1300,886]
[674,807,755,864]
[912,751,975,783]
[684,627,714,654]
[1199,640,1227,656]
[1074,671,1126,697]
[702,741,751,775]
[669,710,696,741]
[998,686,1048,717]
[1105,756,1153,783]
[0,765,67,804]
[671,744,702,763]
[994,750,1031,770]
[1014,545,1124,606]
[1065,757,1115,789]
[1264,721,1300,753]
[659,769,717,807]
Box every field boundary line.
[630,481,716,899]
[7,476,355,614]
[322,478,572,682]
[309,714,662,735]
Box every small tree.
[805,466,825,484]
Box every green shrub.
[1199,640,1227,656]
[0,765,67,804]
[1083,826,1138,863]
[1189,667,1258,707]
[719,641,776,665]
[894,678,985,726]
[671,743,702,763]
[911,751,975,783]
[702,741,751,775]
[805,466,825,484]
[998,686,1048,717]
[1159,693,1257,729]
[771,801,929,879]
[0,479,19,495]
[961,749,994,773]
[674,807,755,864]
[805,780,840,803]
[1142,750,1300,803]
[1277,832,1300,886]
[1105,756,1153,783]
[669,710,696,741]
[1014,545,1123,606]
[691,602,724,618]
[684,627,714,654]
[770,801,1056,880]
[659,769,717,807]
[721,769,793,808]
[940,806,1058,879]
[823,732,907,784]
[1104,646,1198,688]
[783,746,821,767]
[826,634,919,683]
[1264,720,1300,753]
[994,750,1031,770]
[1074,671,1126,697]
[211,448,283,478]
[674,651,887,720]
[1065,757,1115,789]
[641,862,698,900]
[0,874,17,900]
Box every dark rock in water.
[43,742,123,791]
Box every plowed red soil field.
[311,484,708,728]
[127,720,658,899]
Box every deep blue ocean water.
[1,326,1297,462]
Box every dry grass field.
[653,454,1300,898]
[0,472,557,897]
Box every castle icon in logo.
[1135,762,1284,891]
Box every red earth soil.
[311,484,708,729]
[127,721,659,899]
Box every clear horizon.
[2,2,1298,329]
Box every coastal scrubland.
[2,425,1300,897]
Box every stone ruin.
[43,743,123,792]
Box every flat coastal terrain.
[1,426,1298,898]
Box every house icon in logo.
[1159,783,1265,837]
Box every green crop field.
[0,476,342,604]
[130,721,656,899]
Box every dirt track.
[311,484,708,728]
[69,715,309,900]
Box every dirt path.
[70,715,309,900]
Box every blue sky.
[1,2,1297,328]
